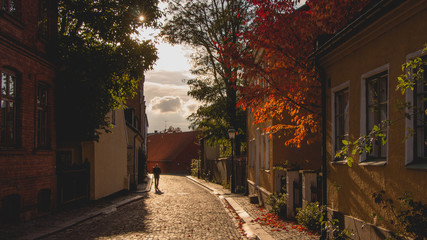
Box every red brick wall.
[0,0,57,223]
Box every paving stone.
[41,175,247,240]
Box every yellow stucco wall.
[83,110,129,200]
[247,110,321,195]
[320,1,427,232]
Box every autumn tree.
[161,0,253,154]
[223,0,370,147]
[55,0,161,141]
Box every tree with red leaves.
[222,0,370,147]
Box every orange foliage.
[222,0,369,147]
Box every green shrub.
[296,202,324,233]
[191,159,200,177]
[323,218,353,240]
[267,191,287,218]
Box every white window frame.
[260,132,265,170]
[405,49,427,168]
[249,139,255,168]
[331,81,350,163]
[360,64,389,165]
[265,132,270,170]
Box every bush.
[267,191,287,218]
[323,218,353,240]
[191,159,200,177]
[296,202,324,233]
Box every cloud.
[145,70,192,86]
[150,96,183,113]
[144,81,190,102]
[183,99,199,115]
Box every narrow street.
[42,175,245,240]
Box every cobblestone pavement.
[189,177,320,240]
[41,175,246,240]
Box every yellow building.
[82,109,129,200]
[315,0,427,238]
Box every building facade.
[315,0,427,238]
[0,0,57,223]
[81,109,129,200]
[147,131,199,174]
[246,113,321,217]
[125,77,149,190]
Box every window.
[333,87,349,160]
[365,71,388,161]
[265,133,270,170]
[111,110,116,125]
[2,0,20,18]
[260,133,264,169]
[412,56,427,164]
[250,139,255,167]
[37,84,48,148]
[1,70,17,146]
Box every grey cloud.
[145,70,192,86]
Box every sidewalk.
[0,176,153,240]
[186,176,320,240]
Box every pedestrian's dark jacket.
[153,166,161,177]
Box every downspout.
[318,59,328,240]
[134,134,137,189]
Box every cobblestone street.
[42,175,245,240]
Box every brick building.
[147,131,200,174]
[0,0,57,223]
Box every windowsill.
[33,148,54,155]
[359,160,387,166]
[405,162,427,170]
[332,160,348,165]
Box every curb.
[185,176,275,240]
[27,176,151,240]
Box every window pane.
[9,75,15,97]
[1,73,7,96]
[334,87,349,157]
[37,85,49,147]
[415,60,427,161]
[1,100,6,143]
[366,72,388,160]
[8,102,15,144]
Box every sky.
[139,15,198,133]
[140,0,307,133]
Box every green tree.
[55,0,161,141]
[160,0,252,153]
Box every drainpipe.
[319,61,328,240]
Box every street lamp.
[228,129,236,193]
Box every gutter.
[313,0,406,58]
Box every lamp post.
[228,129,236,193]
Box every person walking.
[152,164,161,192]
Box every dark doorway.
[138,148,146,183]
[1,194,21,224]
[38,188,51,213]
